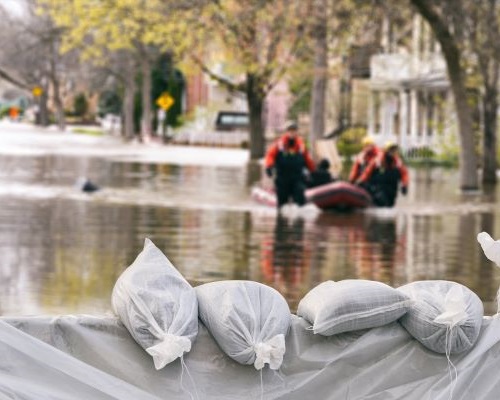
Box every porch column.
[422,90,428,146]
[410,89,418,147]
[399,89,409,151]
[380,91,387,141]
[368,89,375,136]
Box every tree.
[410,0,480,190]
[308,0,374,156]
[0,0,75,129]
[465,1,500,184]
[41,0,174,138]
[309,0,328,153]
[190,0,311,159]
[42,0,200,139]
[0,6,30,89]
[411,0,500,187]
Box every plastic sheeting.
[2,314,500,399]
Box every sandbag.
[112,238,198,369]
[477,231,500,266]
[297,280,412,336]
[196,280,291,370]
[397,280,483,354]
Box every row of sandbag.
[111,238,484,371]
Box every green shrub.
[73,93,88,117]
[336,126,367,158]
[98,90,122,117]
[0,106,10,118]
[404,146,435,158]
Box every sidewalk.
[0,121,250,167]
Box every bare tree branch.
[0,67,29,90]
[191,54,246,92]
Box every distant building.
[184,64,290,138]
[0,80,29,118]
[367,14,458,153]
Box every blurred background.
[0,0,499,316]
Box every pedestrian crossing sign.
[32,86,43,97]
[156,92,174,110]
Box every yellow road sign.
[32,86,43,97]
[156,92,174,111]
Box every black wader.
[274,151,308,208]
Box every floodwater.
[1,122,499,317]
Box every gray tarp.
[1,314,500,399]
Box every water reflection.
[0,147,500,316]
[308,212,402,284]
[360,217,399,285]
[260,215,310,311]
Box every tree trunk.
[38,88,49,127]
[246,73,266,159]
[482,85,498,184]
[411,0,479,190]
[447,60,478,190]
[51,75,66,131]
[50,42,66,131]
[309,0,328,159]
[140,57,152,139]
[123,70,137,139]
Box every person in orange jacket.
[349,136,381,183]
[264,122,316,208]
[356,141,409,207]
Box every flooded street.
[0,122,499,316]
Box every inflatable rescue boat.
[251,181,372,210]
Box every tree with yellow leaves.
[40,0,194,139]
[189,0,312,159]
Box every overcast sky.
[1,0,26,16]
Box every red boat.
[251,181,372,210]
[306,181,372,210]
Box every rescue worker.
[265,122,316,209]
[356,141,408,207]
[348,136,381,183]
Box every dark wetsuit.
[264,133,316,208]
[308,169,333,188]
[358,152,409,207]
[366,164,401,207]
[274,150,308,207]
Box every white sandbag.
[397,280,483,354]
[196,280,291,370]
[112,238,198,369]
[297,280,412,336]
[477,231,500,267]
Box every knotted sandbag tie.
[146,333,191,370]
[433,286,468,327]
[253,334,286,370]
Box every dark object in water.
[78,178,100,193]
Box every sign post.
[32,86,43,124]
[156,92,175,141]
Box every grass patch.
[405,158,458,168]
[71,127,104,136]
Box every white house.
[367,14,457,153]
